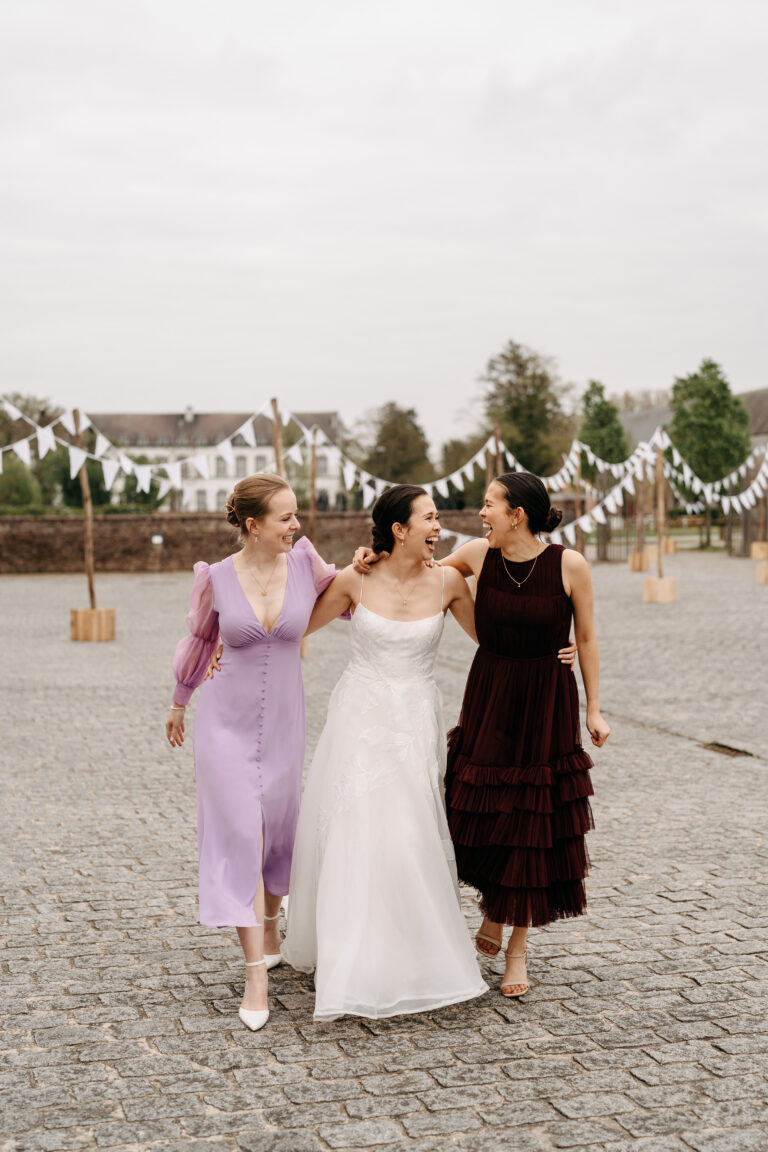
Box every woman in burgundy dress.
[442,472,609,997]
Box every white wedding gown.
[282,576,488,1020]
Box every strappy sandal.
[475,930,503,959]
[500,949,529,998]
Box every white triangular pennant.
[450,470,464,492]
[591,505,607,525]
[287,443,304,467]
[68,445,87,478]
[12,438,32,467]
[156,477,173,502]
[361,482,375,507]
[238,420,256,447]
[101,458,120,490]
[134,464,152,493]
[216,438,235,468]
[435,479,450,499]
[164,461,182,488]
[58,410,76,435]
[563,522,577,545]
[623,474,636,496]
[119,453,134,476]
[3,400,24,422]
[342,460,357,490]
[191,453,209,479]
[94,431,111,459]
[549,530,563,545]
[36,425,56,458]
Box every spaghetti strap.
[359,570,365,606]
[440,566,446,612]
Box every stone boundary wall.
[0,511,484,574]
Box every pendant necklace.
[246,556,281,596]
[393,570,421,606]
[501,546,540,590]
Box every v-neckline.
[229,552,290,636]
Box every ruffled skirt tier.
[446,649,594,928]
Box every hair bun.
[225,492,239,527]
[544,507,563,532]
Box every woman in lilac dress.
[165,474,337,1032]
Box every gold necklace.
[246,556,281,596]
[392,569,421,606]
[501,547,541,590]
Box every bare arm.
[562,550,610,747]
[443,566,478,643]
[437,537,488,579]
[304,566,357,635]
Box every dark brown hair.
[371,485,428,553]
[225,473,291,535]
[492,472,563,534]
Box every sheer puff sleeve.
[294,535,338,595]
[294,535,351,618]
[171,562,220,705]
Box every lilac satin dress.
[171,537,337,927]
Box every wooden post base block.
[643,544,658,564]
[628,552,649,572]
[750,541,768,560]
[71,608,116,642]
[643,577,676,603]
[662,538,677,554]
[756,562,768,585]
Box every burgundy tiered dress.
[445,544,594,927]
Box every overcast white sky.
[1,0,767,453]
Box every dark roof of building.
[619,389,768,446]
[739,387,768,439]
[86,410,340,449]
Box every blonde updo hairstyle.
[225,473,290,537]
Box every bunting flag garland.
[1,391,766,522]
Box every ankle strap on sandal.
[244,959,266,967]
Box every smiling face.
[394,494,441,560]
[246,487,300,555]
[480,481,521,548]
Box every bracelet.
[170,704,186,711]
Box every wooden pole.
[494,421,503,475]
[485,443,493,490]
[270,397,284,476]
[74,409,97,610]
[656,445,665,580]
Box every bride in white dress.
[282,486,488,1019]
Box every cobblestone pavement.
[2,550,767,1152]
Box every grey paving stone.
[317,1118,402,1147]
[401,1109,483,1137]
[3,559,767,1152]
[680,1131,767,1152]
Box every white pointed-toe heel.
[264,910,283,971]
[238,959,269,1032]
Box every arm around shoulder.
[439,537,488,579]
[305,564,357,635]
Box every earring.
[401,540,405,547]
